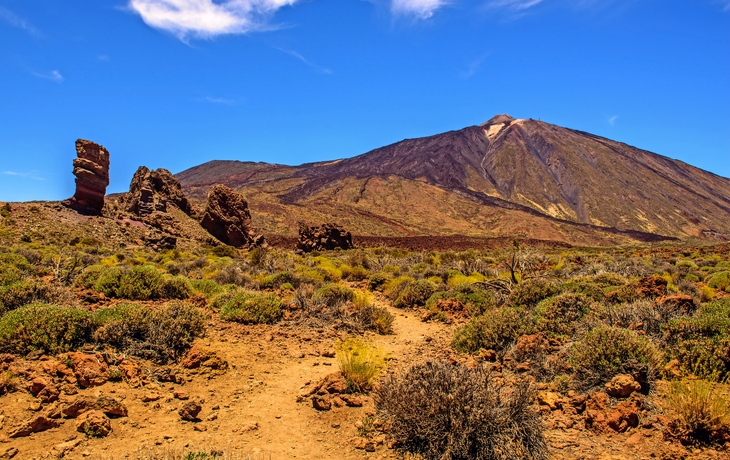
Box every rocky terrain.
[176,115,730,243]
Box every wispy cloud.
[32,70,64,83]
[274,47,332,74]
[460,55,488,79]
[97,55,111,62]
[199,96,238,105]
[608,115,619,126]
[487,0,544,11]
[391,0,447,19]
[127,0,299,41]
[3,171,45,181]
[0,7,40,36]
[721,0,730,12]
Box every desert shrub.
[383,275,416,300]
[597,300,666,336]
[336,337,386,392]
[664,379,730,445]
[259,271,297,290]
[0,281,56,314]
[354,305,395,335]
[452,307,533,354]
[312,283,355,307]
[0,303,93,354]
[534,293,590,339]
[117,266,163,300]
[374,361,547,460]
[393,280,435,309]
[145,301,206,362]
[367,272,389,291]
[74,265,109,290]
[0,253,32,273]
[509,278,559,309]
[662,300,730,381]
[157,276,193,299]
[211,265,251,287]
[93,303,151,347]
[248,246,268,267]
[189,279,225,298]
[0,370,19,395]
[0,264,22,287]
[218,291,281,324]
[92,267,124,297]
[426,285,494,317]
[209,245,238,258]
[706,271,730,293]
[340,264,369,281]
[570,326,662,389]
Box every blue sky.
[0,0,728,201]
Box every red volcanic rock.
[119,166,195,217]
[62,139,110,215]
[296,223,354,253]
[200,185,265,248]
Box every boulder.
[62,139,110,215]
[118,166,194,218]
[8,415,61,438]
[605,374,642,398]
[200,185,265,248]
[76,410,112,437]
[296,223,354,253]
[66,352,108,388]
[179,401,202,421]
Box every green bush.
[355,305,395,335]
[259,271,297,290]
[452,307,533,354]
[375,362,547,460]
[117,266,163,300]
[145,301,207,362]
[706,271,730,293]
[312,283,355,307]
[0,265,22,287]
[0,253,32,273]
[93,303,151,347]
[75,265,110,290]
[426,285,494,317]
[92,267,124,297]
[0,303,93,354]
[393,280,435,309]
[189,279,225,298]
[509,278,559,309]
[0,281,56,315]
[219,291,281,324]
[367,273,389,291]
[662,300,730,381]
[383,275,416,300]
[570,326,662,389]
[157,276,193,300]
[534,293,591,339]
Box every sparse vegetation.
[375,361,547,460]
[663,379,730,445]
[336,337,386,392]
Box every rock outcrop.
[118,167,194,218]
[200,185,265,248]
[62,139,110,215]
[297,223,354,253]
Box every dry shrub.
[336,337,386,392]
[375,362,547,460]
[664,379,730,445]
[452,307,533,354]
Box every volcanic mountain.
[176,115,730,245]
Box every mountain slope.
[176,115,730,242]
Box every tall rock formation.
[118,167,195,217]
[62,140,110,215]
[200,185,265,248]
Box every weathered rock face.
[297,223,354,253]
[200,185,265,248]
[119,166,194,218]
[62,139,110,215]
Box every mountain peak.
[481,114,516,127]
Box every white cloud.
[608,115,619,125]
[3,171,45,181]
[128,0,299,40]
[487,0,544,11]
[0,7,40,35]
[274,47,332,74]
[200,96,238,104]
[391,0,447,19]
[32,70,64,83]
